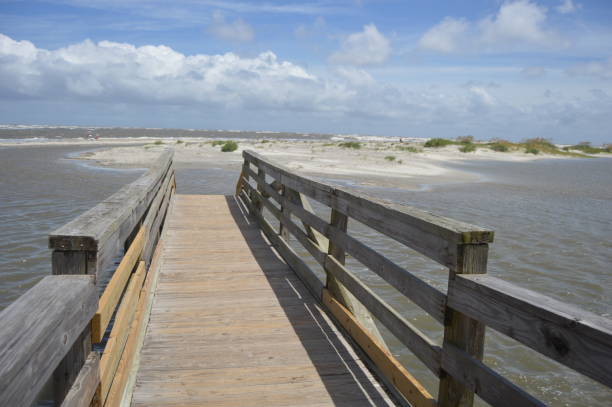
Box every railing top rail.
[243,150,493,266]
[49,150,173,251]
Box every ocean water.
[0,144,610,406]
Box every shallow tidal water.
[0,145,610,406]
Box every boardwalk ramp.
[132,194,394,406]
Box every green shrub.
[176,140,183,144]
[211,140,225,147]
[604,144,612,153]
[526,147,540,155]
[154,140,163,145]
[569,142,606,154]
[261,139,270,144]
[221,141,238,152]
[489,142,509,152]
[338,141,362,149]
[459,143,477,153]
[424,138,453,148]
[384,155,396,161]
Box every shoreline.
[4,137,610,191]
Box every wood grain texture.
[324,255,441,376]
[0,275,97,407]
[92,227,145,344]
[60,352,100,407]
[439,244,488,407]
[132,194,394,407]
[243,150,493,269]
[100,261,146,404]
[448,273,612,388]
[249,168,447,323]
[323,289,436,407]
[441,343,544,407]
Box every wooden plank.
[324,255,441,375]
[105,257,158,407]
[239,191,324,301]
[252,167,446,324]
[243,150,493,269]
[323,289,436,407]
[50,151,173,252]
[142,173,174,264]
[448,273,612,388]
[99,261,146,404]
[439,244,488,407]
[92,227,145,344]
[141,168,174,263]
[60,352,100,407]
[0,275,97,407]
[441,343,545,407]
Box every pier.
[0,150,611,406]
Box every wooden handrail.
[0,276,97,407]
[236,149,612,407]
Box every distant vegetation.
[459,143,477,153]
[424,138,454,148]
[487,141,510,152]
[563,142,612,154]
[211,140,225,147]
[396,145,419,153]
[154,140,163,145]
[176,140,183,144]
[338,141,362,149]
[221,141,238,152]
[384,155,396,161]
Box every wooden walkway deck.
[131,194,394,406]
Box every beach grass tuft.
[459,143,477,153]
[339,141,362,149]
[384,155,396,161]
[221,140,238,152]
[154,140,163,145]
[424,138,454,148]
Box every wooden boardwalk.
[131,194,394,406]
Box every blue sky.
[1,0,611,143]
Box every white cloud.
[418,17,468,53]
[479,0,555,46]
[208,11,254,42]
[2,33,611,143]
[556,0,580,14]
[567,58,612,79]
[419,1,564,54]
[329,24,391,66]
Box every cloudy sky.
[1,0,611,143]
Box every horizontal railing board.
[249,169,447,324]
[324,255,442,376]
[448,274,612,388]
[142,171,175,265]
[0,275,97,407]
[50,151,173,252]
[60,352,100,407]
[243,150,493,269]
[441,343,545,407]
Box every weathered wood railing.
[0,151,175,407]
[236,150,612,407]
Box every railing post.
[278,185,291,240]
[438,243,489,407]
[251,167,265,215]
[324,208,388,347]
[51,249,96,405]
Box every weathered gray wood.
[324,255,442,376]
[238,190,324,301]
[252,172,446,324]
[278,185,291,240]
[243,150,493,269]
[449,274,612,388]
[60,352,100,407]
[441,343,545,407]
[50,151,173,252]
[0,275,97,407]
[439,244,488,407]
[142,171,175,264]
